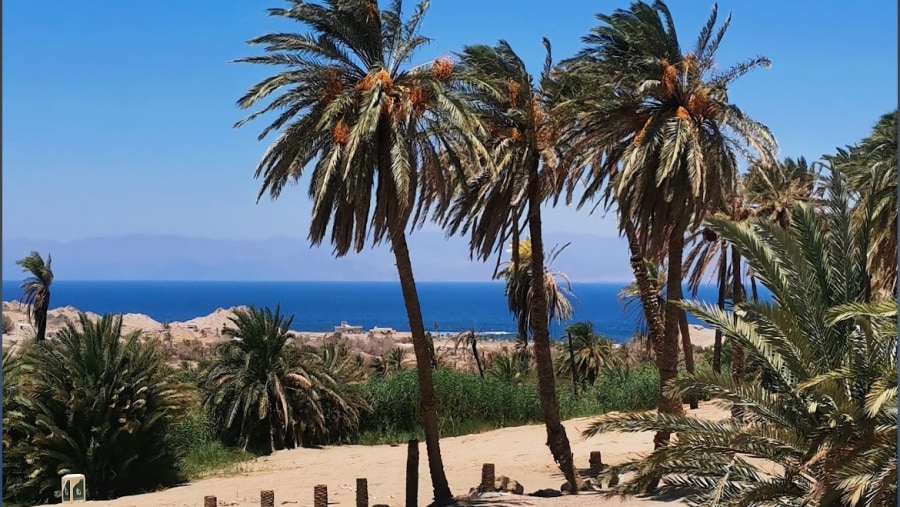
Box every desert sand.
[33,402,728,507]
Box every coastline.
[1,300,718,353]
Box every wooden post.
[314,485,328,507]
[204,495,217,507]
[261,490,275,507]
[406,439,419,507]
[356,478,368,507]
[589,451,604,476]
[480,463,495,491]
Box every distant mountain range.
[2,231,631,283]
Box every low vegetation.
[3,315,186,504]
[2,304,660,505]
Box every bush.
[170,407,253,480]
[203,306,367,453]
[360,364,660,443]
[5,314,187,504]
[593,362,659,412]
[360,368,541,438]
[2,313,13,334]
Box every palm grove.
[3,1,896,506]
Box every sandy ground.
[34,402,727,507]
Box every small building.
[334,321,363,333]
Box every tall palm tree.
[16,251,53,342]
[617,257,666,348]
[560,1,776,445]
[583,173,897,506]
[496,237,574,355]
[441,40,585,490]
[827,110,898,296]
[233,1,477,500]
[619,258,700,409]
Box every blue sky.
[3,0,897,245]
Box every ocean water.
[1,280,732,342]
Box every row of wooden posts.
[201,440,421,507]
[200,440,607,506]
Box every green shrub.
[5,314,187,504]
[360,368,543,437]
[171,408,253,479]
[360,363,660,443]
[594,362,659,412]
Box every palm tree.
[556,321,613,388]
[16,251,53,342]
[743,156,822,228]
[496,237,574,355]
[486,350,533,383]
[370,347,408,378]
[827,110,898,296]
[453,330,485,378]
[441,40,584,490]
[560,1,776,445]
[233,2,477,500]
[618,258,666,346]
[7,313,187,503]
[582,173,897,506]
[619,258,702,409]
[204,305,364,453]
[2,348,28,502]
[686,158,820,378]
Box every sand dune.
[34,402,728,507]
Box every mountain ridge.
[2,231,631,283]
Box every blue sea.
[1,280,730,343]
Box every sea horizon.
[1,279,735,342]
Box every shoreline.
[1,300,719,351]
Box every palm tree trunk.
[712,247,727,374]
[567,330,578,395]
[472,338,484,379]
[526,158,583,492]
[656,227,687,447]
[749,274,759,302]
[390,230,453,504]
[36,296,50,342]
[729,244,746,421]
[622,220,671,446]
[512,215,528,356]
[678,311,697,410]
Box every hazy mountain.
[2,231,631,283]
